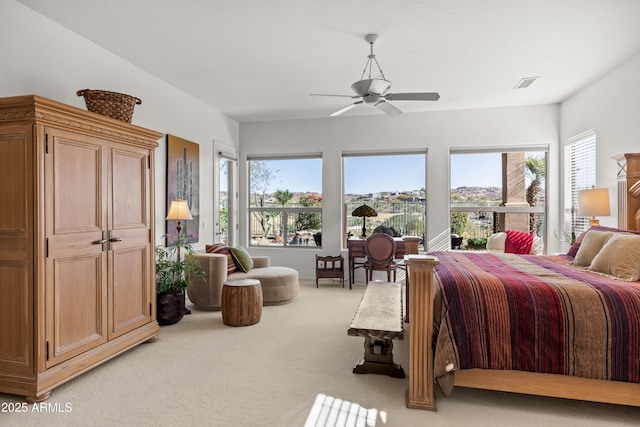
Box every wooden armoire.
[0,95,161,402]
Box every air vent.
[514,76,539,89]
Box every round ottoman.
[245,266,299,305]
[221,279,263,326]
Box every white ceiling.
[17,0,640,123]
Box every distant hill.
[451,186,502,206]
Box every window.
[450,148,547,250]
[564,131,596,239]
[215,142,237,246]
[248,156,322,247]
[218,156,231,244]
[343,152,426,248]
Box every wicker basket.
[76,89,142,123]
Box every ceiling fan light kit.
[312,34,440,117]
[351,78,391,97]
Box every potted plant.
[155,234,205,325]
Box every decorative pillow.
[572,230,614,266]
[589,233,640,281]
[567,226,640,258]
[205,244,237,275]
[230,246,254,273]
[486,232,507,252]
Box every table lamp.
[578,186,610,226]
[166,199,193,314]
[352,205,378,238]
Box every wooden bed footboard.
[455,369,640,407]
[404,255,439,410]
[404,254,640,410]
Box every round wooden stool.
[221,279,263,326]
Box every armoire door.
[0,124,34,376]
[107,143,153,339]
[44,127,108,368]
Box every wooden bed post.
[405,255,439,410]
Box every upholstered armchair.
[186,251,298,310]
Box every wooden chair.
[364,233,397,282]
[348,240,367,289]
[315,255,344,288]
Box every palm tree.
[526,155,546,233]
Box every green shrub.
[450,212,468,236]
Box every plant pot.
[156,289,185,325]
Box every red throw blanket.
[504,230,533,254]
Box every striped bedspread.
[430,251,640,386]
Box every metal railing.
[248,201,545,250]
[450,205,546,249]
[345,201,426,243]
[249,206,322,247]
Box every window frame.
[215,141,237,246]
[449,146,548,249]
[247,154,323,248]
[342,150,427,249]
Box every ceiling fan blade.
[384,92,440,101]
[329,101,363,117]
[375,100,402,117]
[310,93,359,98]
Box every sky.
[344,155,426,194]
[450,153,502,189]
[240,152,538,195]
[249,155,428,194]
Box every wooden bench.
[347,281,405,378]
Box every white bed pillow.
[486,232,507,252]
[530,235,544,255]
[589,233,640,281]
[572,230,614,266]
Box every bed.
[404,226,640,410]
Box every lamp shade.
[352,205,378,218]
[166,199,193,221]
[578,187,610,217]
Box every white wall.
[241,105,561,279]
[561,51,640,230]
[10,0,637,281]
[0,1,239,250]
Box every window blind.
[567,131,596,236]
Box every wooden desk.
[347,236,420,288]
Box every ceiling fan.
[311,34,440,117]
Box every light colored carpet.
[1,280,639,426]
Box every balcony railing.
[249,206,322,247]
[248,201,544,250]
[344,201,426,248]
[450,205,546,249]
